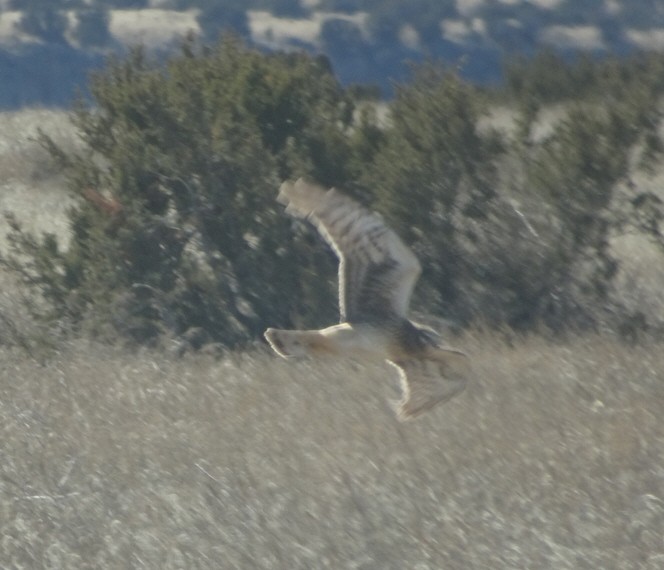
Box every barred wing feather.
[278,178,421,323]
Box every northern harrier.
[264,179,469,420]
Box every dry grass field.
[1,334,663,569]
[1,109,663,569]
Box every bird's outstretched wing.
[278,178,421,323]
[390,349,469,420]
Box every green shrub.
[361,58,664,332]
[3,37,360,346]
[359,64,504,324]
[502,81,663,330]
[4,44,664,346]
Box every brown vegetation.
[0,333,662,568]
[81,187,124,219]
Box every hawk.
[264,179,469,420]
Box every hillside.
[3,0,664,106]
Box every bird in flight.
[264,179,469,420]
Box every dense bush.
[501,51,664,330]
[358,65,504,324]
[358,57,664,332]
[3,38,362,346]
[4,40,664,347]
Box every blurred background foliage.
[3,37,664,349]
[6,0,664,106]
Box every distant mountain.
[1,1,664,107]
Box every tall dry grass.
[1,333,663,569]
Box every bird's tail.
[393,347,470,421]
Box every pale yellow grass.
[109,9,200,50]
[0,332,662,569]
[539,25,606,51]
[611,234,664,319]
[0,11,31,45]
[0,109,78,248]
[626,28,664,51]
[247,10,369,49]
